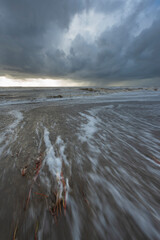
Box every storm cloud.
[0,0,160,85]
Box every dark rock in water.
[47,95,63,99]
[80,88,97,92]
[55,95,63,98]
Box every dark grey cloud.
[0,0,85,73]
[0,0,160,86]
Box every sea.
[0,87,159,239]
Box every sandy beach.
[0,87,160,240]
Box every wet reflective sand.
[0,88,160,239]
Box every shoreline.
[0,87,159,107]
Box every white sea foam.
[8,110,23,130]
[56,136,69,166]
[78,106,113,144]
[39,172,51,192]
[78,112,99,142]
[43,127,62,177]
[35,123,43,152]
[0,110,23,155]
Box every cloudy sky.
[0,0,160,86]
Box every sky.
[0,0,160,87]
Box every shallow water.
[0,88,160,239]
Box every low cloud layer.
[0,0,160,86]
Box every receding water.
[0,88,159,239]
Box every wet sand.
[0,88,160,239]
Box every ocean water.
[0,87,159,239]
